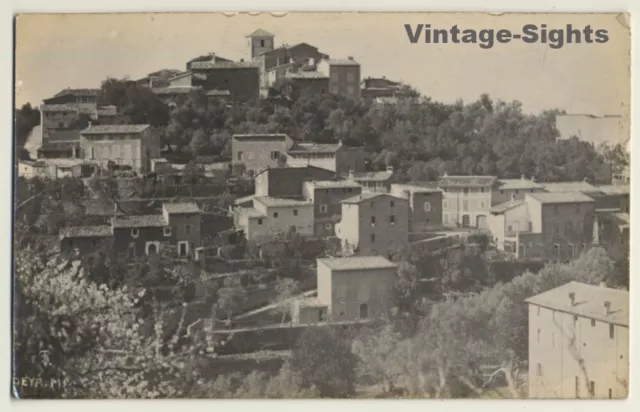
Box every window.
[480,201,485,209]
[536,363,543,377]
[237,151,243,161]
[371,233,376,243]
[390,215,396,225]
[528,222,533,232]
[424,202,431,212]
[270,151,280,160]
[443,200,448,209]
[609,324,615,339]
[145,241,160,256]
[480,188,485,193]
[128,243,136,259]
[293,209,298,216]
[462,200,469,212]
[500,190,504,195]
[359,303,368,318]
[260,39,265,47]
[589,381,595,397]
[163,227,172,237]
[185,224,192,234]
[508,225,513,232]
[319,204,328,213]
[591,319,596,327]
[565,221,573,236]
[463,188,469,196]
[609,389,612,399]
[515,190,519,194]
[131,228,139,238]
[370,216,376,225]
[178,241,189,257]
[273,212,279,218]
[58,121,64,129]
[443,213,449,225]
[258,218,263,225]
[390,200,395,207]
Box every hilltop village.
[14,28,630,399]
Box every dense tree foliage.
[97,78,170,128]
[14,103,41,160]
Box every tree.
[98,78,170,127]
[216,277,247,322]
[288,327,358,397]
[13,249,205,398]
[189,129,210,156]
[351,324,405,393]
[15,103,41,159]
[273,277,301,324]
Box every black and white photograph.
[11,12,631,400]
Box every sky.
[14,12,631,116]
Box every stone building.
[79,124,161,174]
[317,57,361,100]
[335,192,409,258]
[526,282,629,399]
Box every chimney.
[569,292,576,306]
[348,56,354,60]
[531,175,536,182]
[386,166,394,173]
[88,121,92,128]
[289,57,294,64]
[309,58,315,66]
[348,170,355,179]
[604,301,611,316]
[521,174,525,180]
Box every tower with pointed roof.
[247,28,275,59]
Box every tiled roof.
[85,200,120,216]
[247,28,275,37]
[287,142,341,154]
[81,125,150,135]
[391,183,441,194]
[286,71,329,79]
[41,104,79,113]
[325,58,359,66]
[59,225,113,239]
[54,88,100,97]
[525,281,629,326]
[595,185,630,195]
[612,212,630,228]
[237,207,266,218]
[206,89,231,96]
[234,194,256,205]
[112,214,167,228]
[38,141,80,150]
[341,193,403,204]
[254,196,312,207]
[438,175,497,188]
[190,61,260,70]
[151,86,201,95]
[497,178,544,190]
[527,192,595,204]
[541,181,600,193]
[163,202,201,214]
[490,199,526,213]
[350,170,394,182]
[306,180,361,189]
[410,181,440,190]
[232,133,290,142]
[317,256,398,271]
